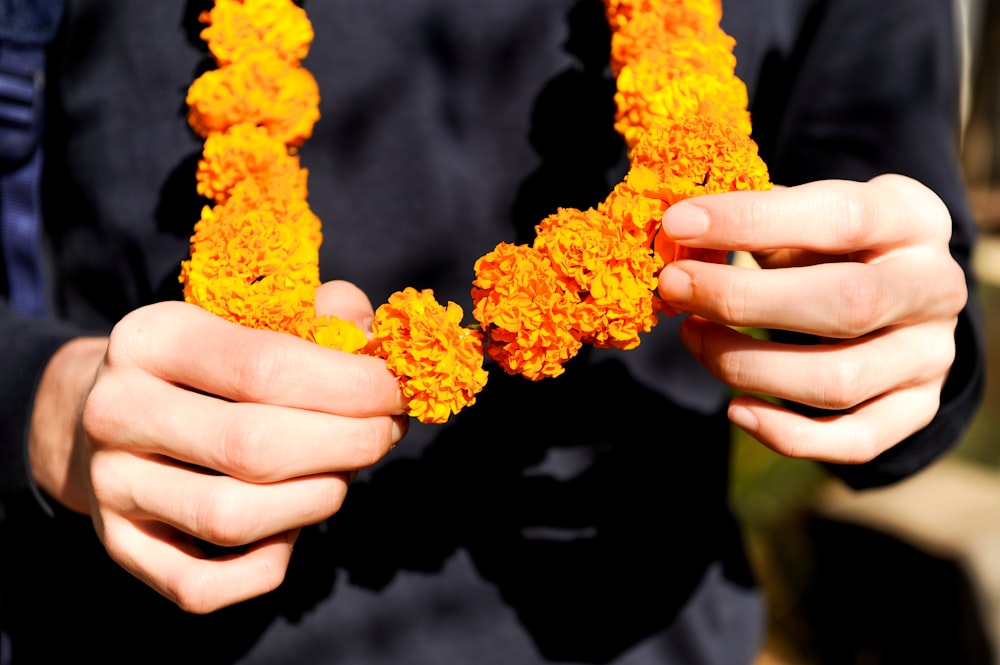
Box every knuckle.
[105,304,160,368]
[916,327,958,382]
[219,413,272,480]
[821,359,866,410]
[88,451,125,507]
[194,491,249,547]
[313,475,350,517]
[841,427,883,464]
[340,361,379,412]
[104,317,137,368]
[719,276,754,324]
[169,554,287,615]
[836,274,884,335]
[739,198,771,246]
[80,380,117,444]
[713,347,755,388]
[835,192,877,248]
[254,555,288,596]
[168,571,219,615]
[228,341,286,403]
[941,260,969,315]
[768,420,811,459]
[352,418,395,467]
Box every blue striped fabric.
[0,41,46,317]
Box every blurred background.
[743,1,1000,663]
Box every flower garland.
[180,0,771,424]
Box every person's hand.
[656,174,967,464]
[29,280,406,613]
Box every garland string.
[180,0,772,424]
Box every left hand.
[656,174,968,464]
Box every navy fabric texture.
[0,0,65,45]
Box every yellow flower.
[472,243,582,380]
[199,0,314,66]
[186,50,320,146]
[369,287,488,424]
[300,315,369,353]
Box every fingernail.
[729,404,759,432]
[662,203,709,239]
[659,265,692,303]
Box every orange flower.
[534,207,663,350]
[472,243,582,380]
[220,176,322,252]
[627,114,771,207]
[199,0,314,66]
[604,0,722,47]
[180,205,319,333]
[369,287,489,424]
[608,2,731,76]
[599,171,669,244]
[196,123,308,205]
[613,53,751,148]
[179,0,775,419]
[186,50,320,146]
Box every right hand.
[29,282,407,613]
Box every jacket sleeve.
[745,0,986,489]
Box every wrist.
[28,336,107,514]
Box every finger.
[100,513,296,614]
[660,174,950,255]
[107,301,404,415]
[659,248,966,335]
[727,382,943,464]
[92,451,348,546]
[678,316,956,411]
[83,373,406,481]
[315,280,375,330]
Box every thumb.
[315,280,375,330]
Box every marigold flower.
[369,287,489,424]
[599,171,668,244]
[220,177,322,252]
[608,4,733,76]
[186,50,320,145]
[199,0,314,66]
[614,59,751,147]
[534,207,663,350]
[472,243,582,380]
[196,123,308,205]
[180,206,319,333]
[604,0,722,43]
[300,315,369,353]
[179,0,775,417]
[627,114,771,207]
[205,191,321,284]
